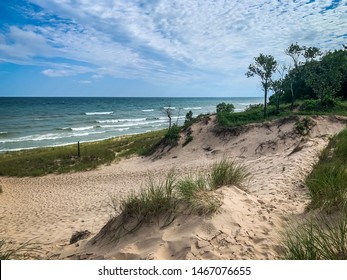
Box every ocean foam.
[141,109,154,112]
[85,111,113,115]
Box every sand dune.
[0,115,346,259]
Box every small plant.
[210,158,250,190]
[0,185,3,194]
[295,117,315,136]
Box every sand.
[0,115,346,259]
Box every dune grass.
[282,214,347,260]
[306,129,347,211]
[176,175,221,215]
[0,239,41,260]
[282,128,347,259]
[0,130,165,177]
[210,158,250,190]
[107,161,248,242]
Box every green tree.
[246,54,277,117]
[216,102,235,114]
[304,51,344,108]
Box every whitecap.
[183,107,202,110]
[85,111,113,115]
[141,109,154,112]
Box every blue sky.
[0,0,346,97]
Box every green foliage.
[108,169,225,241]
[216,102,235,114]
[0,130,165,177]
[306,129,347,212]
[246,53,277,117]
[164,124,181,146]
[282,215,347,260]
[176,176,220,215]
[184,110,194,127]
[182,134,193,147]
[294,117,315,136]
[119,170,178,227]
[210,158,250,190]
[0,185,2,194]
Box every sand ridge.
[0,115,346,259]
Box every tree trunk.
[290,80,294,110]
[264,86,268,118]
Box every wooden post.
[77,141,80,157]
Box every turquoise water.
[0,97,262,152]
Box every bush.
[295,117,315,136]
[216,102,235,114]
[300,99,321,111]
[210,158,250,190]
[164,124,181,146]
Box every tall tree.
[285,43,305,109]
[246,54,277,117]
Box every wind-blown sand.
[0,115,346,259]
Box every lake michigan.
[0,97,262,152]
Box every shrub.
[295,117,315,136]
[184,111,194,127]
[300,99,321,111]
[210,158,250,190]
[216,102,235,114]
[164,124,181,146]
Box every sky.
[0,0,346,97]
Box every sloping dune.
[1,115,346,259]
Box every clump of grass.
[210,158,250,190]
[0,239,41,260]
[0,185,3,194]
[282,215,347,260]
[306,164,347,211]
[120,170,178,228]
[176,176,221,215]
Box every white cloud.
[1,0,346,88]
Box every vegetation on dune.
[106,160,248,243]
[306,129,347,212]
[282,128,347,259]
[0,239,41,260]
[0,130,165,177]
[282,214,347,260]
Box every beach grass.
[176,175,221,215]
[210,158,250,190]
[0,130,165,177]
[282,214,347,260]
[306,129,347,211]
[0,239,41,260]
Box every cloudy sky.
[0,0,346,97]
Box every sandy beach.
[1,115,346,260]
